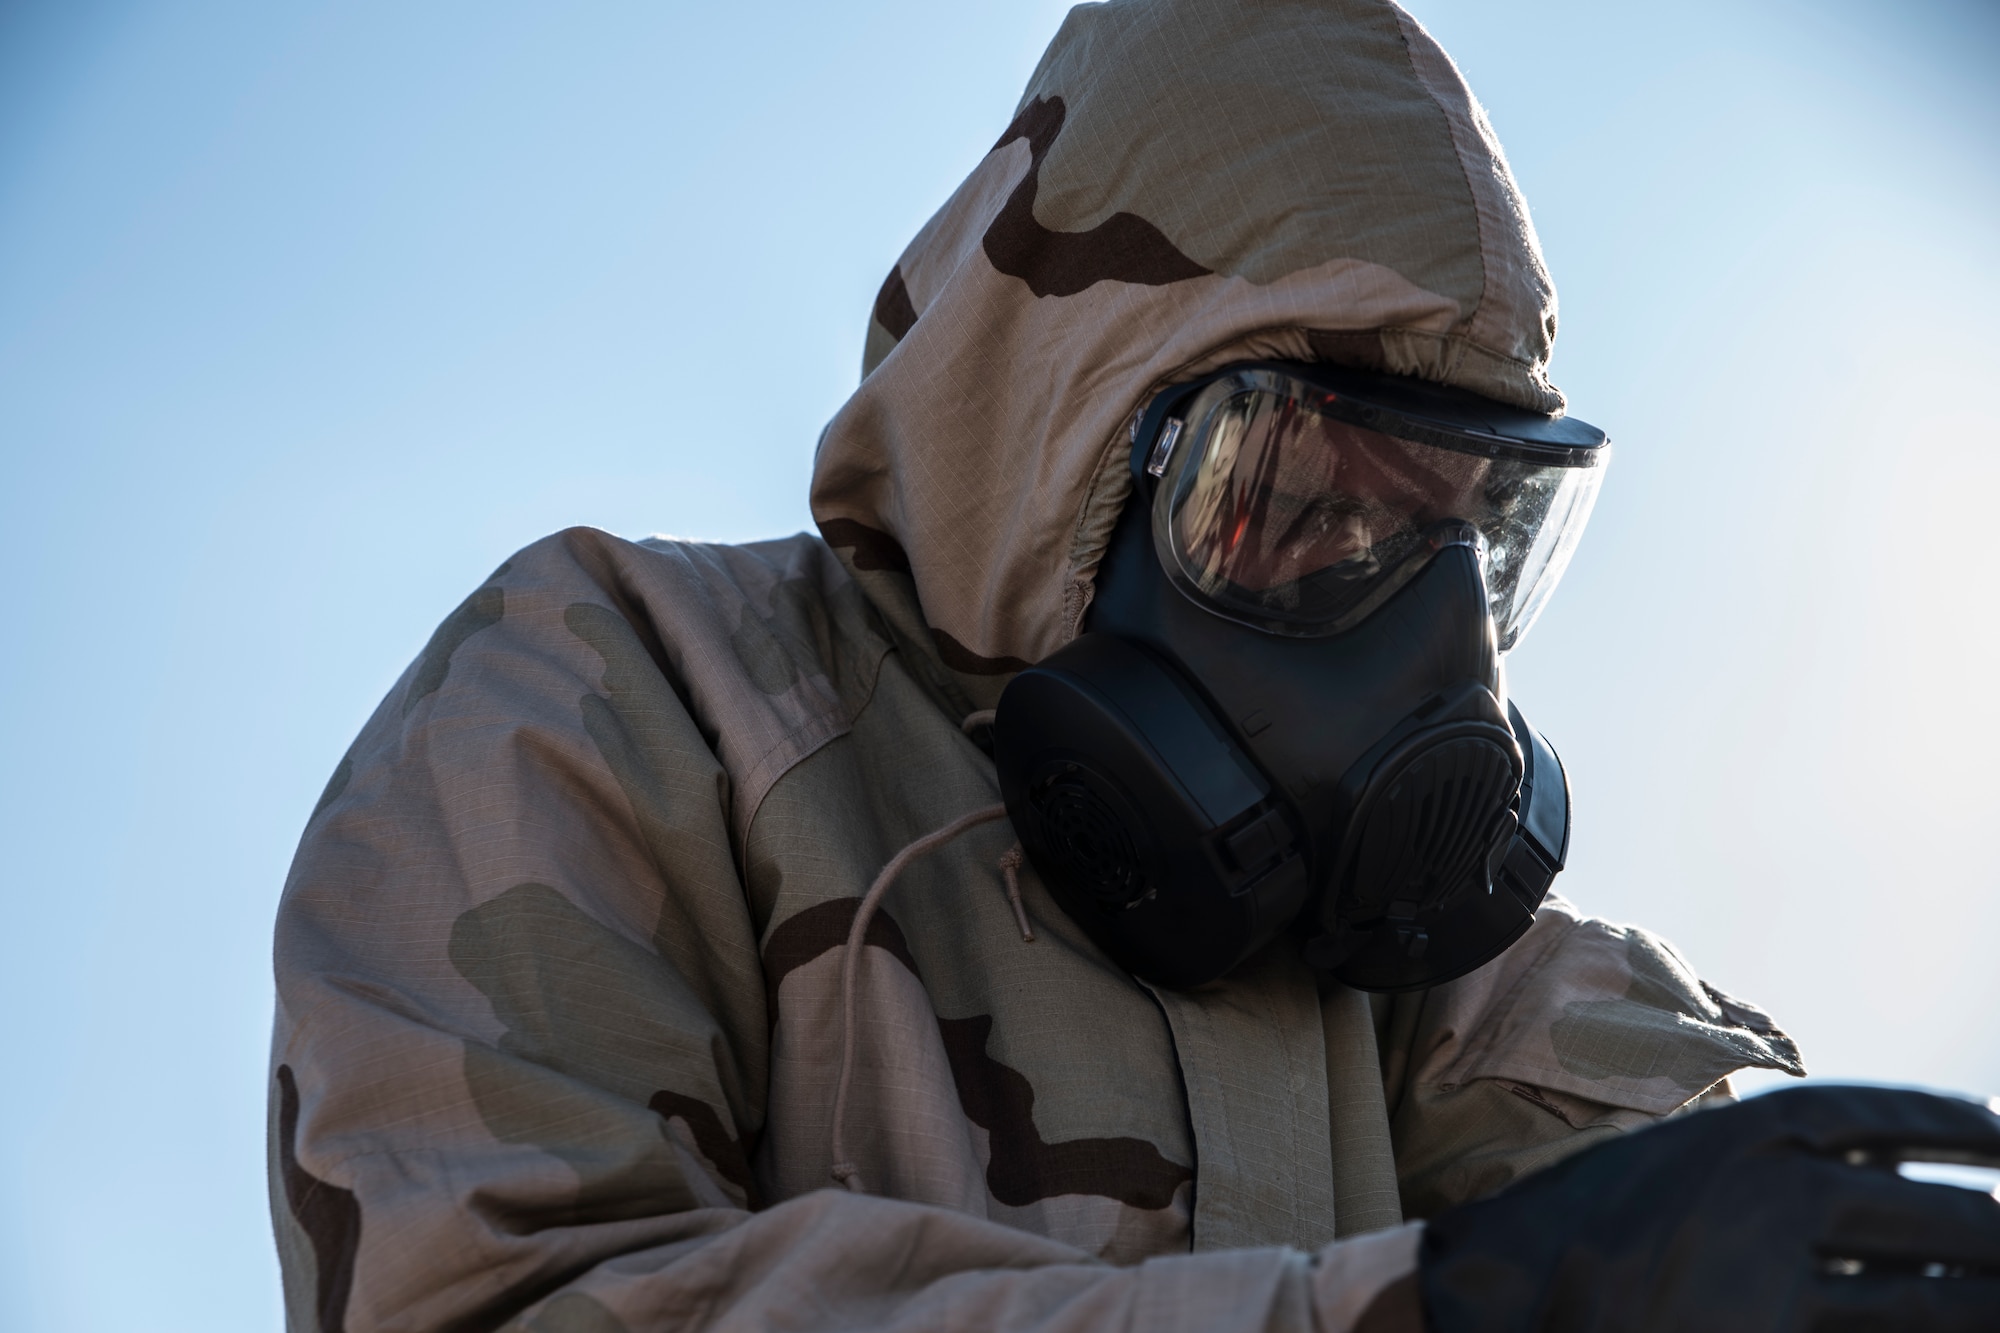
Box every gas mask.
[992,362,1609,991]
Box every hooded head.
[811,0,1562,709]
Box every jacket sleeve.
[1373,896,1804,1219]
[269,534,1421,1333]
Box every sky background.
[2,1,1996,1328]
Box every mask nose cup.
[1411,538,1501,694]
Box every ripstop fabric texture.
[814,0,1565,706]
[270,3,1804,1330]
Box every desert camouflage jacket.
[270,4,1803,1330]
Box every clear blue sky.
[2,2,1996,1327]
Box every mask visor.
[1147,367,1607,649]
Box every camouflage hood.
[811,0,1562,700]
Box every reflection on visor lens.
[1150,370,1605,648]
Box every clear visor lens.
[1149,370,1606,649]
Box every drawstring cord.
[828,711,1032,1193]
[961,708,1035,940]
[998,844,1033,943]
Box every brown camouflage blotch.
[450,883,758,1214]
[931,625,1032,676]
[649,1089,759,1205]
[872,265,919,341]
[562,591,775,1049]
[276,1065,360,1333]
[557,532,678,693]
[403,581,503,714]
[761,897,919,1020]
[939,1013,1193,1210]
[763,898,1192,1210]
[816,517,912,574]
[982,96,1211,298]
[1304,329,1396,376]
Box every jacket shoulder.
[485,526,894,841]
[1426,896,1804,1113]
[1377,896,1805,1216]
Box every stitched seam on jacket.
[731,639,895,848]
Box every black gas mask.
[993,362,1609,991]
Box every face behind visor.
[992,362,1607,991]
[1150,365,1605,649]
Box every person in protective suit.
[269,2,2000,1329]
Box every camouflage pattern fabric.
[270,3,1804,1330]
[815,0,1567,706]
